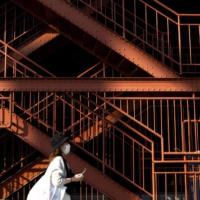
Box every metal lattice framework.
[0,1,200,200]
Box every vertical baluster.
[174,100,177,150]
[53,92,56,134]
[193,95,197,151]
[167,100,170,151]
[62,94,65,133]
[187,100,191,151]
[178,15,182,74]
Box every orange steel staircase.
[0,58,152,199]
[0,107,141,200]
[2,0,200,199]
[0,2,68,73]
[0,32,199,199]
[0,156,48,199]
[11,0,178,78]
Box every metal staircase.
[0,156,48,199]
[11,0,179,78]
[0,1,68,74]
[68,0,200,75]
[0,106,142,200]
[0,35,175,199]
[1,1,200,200]
[0,40,146,199]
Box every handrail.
[71,139,153,197]
[0,94,12,128]
[0,149,37,177]
[0,2,45,49]
[0,41,112,133]
[68,0,178,72]
[139,0,178,23]
[77,92,164,161]
[92,93,162,139]
[64,92,154,197]
[141,0,200,22]
[2,91,154,197]
[0,2,18,17]
[153,0,200,16]
[0,51,42,77]
[67,92,154,144]
[0,40,56,77]
[69,0,200,74]
[76,0,168,36]
[69,1,177,57]
[5,22,44,47]
[0,43,114,135]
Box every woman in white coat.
[27,133,84,200]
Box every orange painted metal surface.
[1,0,200,199]
[1,108,141,200]
[11,0,178,78]
[1,77,200,92]
[0,156,48,199]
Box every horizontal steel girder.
[2,108,140,200]
[0,78,200,92]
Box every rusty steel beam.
[1,108,141,200]
[0,156,48,199]
[0,78,200,92]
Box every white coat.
[27,156,70,200]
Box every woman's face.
[61,141,68,151]
[61,141,71,155]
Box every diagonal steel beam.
[0,78,200,92]
[0,28,59,73]
[36,0,178,78]
[1,108,141,200]
[11,0,178,78]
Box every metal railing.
[5,175,111,200]
[1,24,200,199]
[103,96,200,154]
[0,40,155,197]
[0,94,12,128]
[0,1,46,48]
[0,131,40,180]
[68,0,200,74]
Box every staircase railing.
[0,94,12,128]
[76,92,163,149]
[67,0,200,74]
[64,92,155,198]
[0,2,46,48]
[0,41,155,198]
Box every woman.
[27,133,84,200]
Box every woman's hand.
[72,173,84,182]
